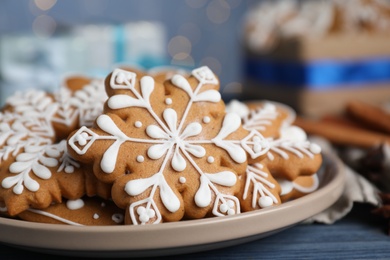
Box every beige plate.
[0,152,345,258]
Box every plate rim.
[0,151,345,254]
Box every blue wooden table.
[0,204,389,259]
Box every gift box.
[242,0,390,117]
[0,21,167,106]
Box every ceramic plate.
[0,152,345,258]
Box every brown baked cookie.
[261,125,322,181]
[226,100,295,139]
[238,163,281,212]
[5,75,107,141]
[68,66,270,224]
[277,173,319,202]
[17,196,124,226]
[0,137,85,216]
[0,75,107,216]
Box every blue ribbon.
[245,56,390,90]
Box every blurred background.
[1,0,390,116]
[0,0,253,105]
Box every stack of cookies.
[0,66,322,225]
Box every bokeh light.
[32,15,57,38]
[34,0,57,11]
[206,0,231,24]
[222,82,243,94]
[168,35,192,58]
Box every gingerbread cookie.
[277,173,319,202]
[17,196,124,226]
[263,125,322,181]
[68,66,271,225]
[226,100,296,139]
[0,75,107,216]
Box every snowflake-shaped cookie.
[68,66,270,224]
[229,101,322,208]
[0,76,107,216]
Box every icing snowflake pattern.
[243,163,279,209]
[0,77,104,196]
[69,66,270,224]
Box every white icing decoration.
[179,177,186,184]
[68,66,251,224]
[136,155,145,163]
[266,138,321,161]
[243,163,278,209]
[278,179,294,196]
[225,100,250,118]
[207,156,214,163]
[93,213,100,219]
[258,196,274,208]
[2,142,64,194]
[134,121,142,128]
[212,113,247,163]
[66,199,85,210]
[0,76,106,195]
[27,208,84,226]
[277,173,319,196]
[242,102,278,132]
[165,98,172,105]
[203,116,211,124]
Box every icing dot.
[165,98,172,105]
[137,206,155,223]
[227,209,235,215]
[258,196,274,208]
[134,121,142,128]
[179,177,186,184]
[227,200,235,208]
[203,116,211,123]
[112,213,124,224]
[207,156,214,163]
[136,155,144,163]
[220,204,229,213]
[101,202,106,207]
[137,206,146,215]
[139,214,149,223]
[93,213,100,219]
[310,143,322,154]
[64,165,74,174]
[66,199,84,210]
[147,209,156,218]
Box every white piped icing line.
[0,77,104,196]
[68,66,271,225]
[243,163,278,209]
[1,140,79,195]
[278,173,319,196]
[26,208,84,226]
[266,125,322,161]
[242,102,279,132]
